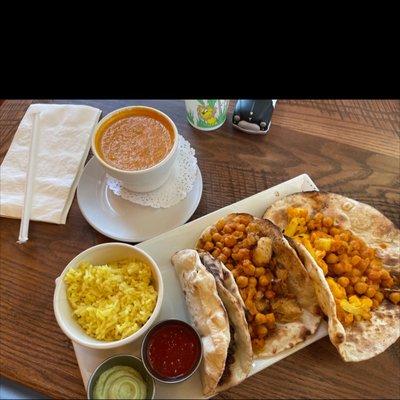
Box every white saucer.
[77,157,203,242]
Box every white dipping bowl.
[53,243,164,349]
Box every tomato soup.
[96,109,174,171]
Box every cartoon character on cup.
[197,102,217,126]
[185,99,229,131]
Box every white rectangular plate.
[73,173,328,399]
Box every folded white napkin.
[0,103,101,224]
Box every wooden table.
[1,99,399,399]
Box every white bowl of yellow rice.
[53,243,164,349]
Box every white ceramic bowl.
[91,105,179,193]
[53,242,164,349]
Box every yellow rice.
[64,259,157,341]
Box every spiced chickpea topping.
[284,207,399,326]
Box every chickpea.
[216,219,226,231]
[203,231,212,242]
[259,275,270,286]
[307,221,316,230]
[338,276,350,288]
[349,240,361,251]
[350,276,359,285]
[246,222,259,233]
[212,248,221,258]
[215,241,224,249]
[381,277,394,288]
[252,338,265,351]
[314,212,323,220]
[358,259,369,274]
[265,313,276,329]
[326,253,338,264]
[372,298,380,308]
[232,245,240,254]
[330,227,341,236]
[212,232,222,242]
[351,255,362,266]
[389,292,400,305]
[351,268,361,277]
[355,282,368,295]
[222,224,233,234]
[249,277,258,287]
[255,267,266,277]
[222,247,231,257]
[237,248,250,261]
[233,230,244,240]
[322,216,333,227]
[235,215,252,226]
[333,262,345,275]
[368,269,381,281]
[370,259,382,269]
[246,301,258,316]
[246,234,258,247]
[224,235,237,248]
[237,275,249,288]
[337,244,349,255]
[218,254,228,263]
[265,290,275,299]
[256,325,268,337]
[366,286,376,298]
[255,313,267,325]
[243,262,256,276]
[344,263,353,273]
[374,291,384,303]
[380,269,390,280]
[237,223,246,232]
[344,313,354,326]
[203,241,214,252]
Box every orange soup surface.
[99,115,173,171]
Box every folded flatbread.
[171,249,252,396]
[197,214,322,358]
[264,191,400,361]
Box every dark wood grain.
[0,99,399,399]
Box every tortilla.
[171,249,230,396]
[197,214,322,358]
[264,191,400,361]
[199,251,253,392]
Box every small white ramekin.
[91,105,179,192]
[53,242,164,349]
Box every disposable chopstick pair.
[17,112,41,244]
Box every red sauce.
[146,321,201,379]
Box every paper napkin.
[0,103,101,224]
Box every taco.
[264,191,400,361]
[171,249,252,396]
[196,213,322,357]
